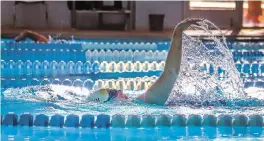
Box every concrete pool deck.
[1,27,264,40]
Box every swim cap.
[87,89,126,103]
[87,89,109,103]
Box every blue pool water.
[1,38,264,140]
[2,126,264,140]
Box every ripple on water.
[2,84,264,116]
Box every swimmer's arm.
[136,18,203,105]
[136,28,182,105]
[15,30,49,43]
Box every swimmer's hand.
[15,30,28,42]
[175,18,204,32]
[87,89,109,103]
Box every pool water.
[1,84,264,117]
[1,126,264,141]
[1,37,264,140]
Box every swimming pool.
[1,38,264,140]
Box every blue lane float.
[1,60,165,78]
[3,47,264,63]
[233,114,249,126]
[141,115,156,127]
[172,114,187,126]
[19,113,33,126]
[248,114,264,126]
[111,114,126,127]
[95,114,111,128]
[202,114,217,126]
[80,114,95,128]
[33,114,49,127]
[1,76,160,91]
[1,113,264,128]
[187,114,202,126]
[2,113,18,126]
[3,59,264,82]
[65,114,80,128]
[217,114,233,126]
[49,114,64,127]
[126,115,141,127]
[156,114,172,126]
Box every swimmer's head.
[87,89,109,103]
[87,89,128,103]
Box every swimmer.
[88,18,203,105]
[15,30,49,43]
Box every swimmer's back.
[15,30,49,43]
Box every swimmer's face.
[87,89,109,103]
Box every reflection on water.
[1,126,264,140]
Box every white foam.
[168,20,245,104]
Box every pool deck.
[1,27,264,40]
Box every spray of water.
[2,20,252,110]
[3,20,264,115]
[167,19,246,104]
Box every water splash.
[2,85,264,116]
[2,19,264,116]
[3,85,90,104]
[167,19,245,104]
